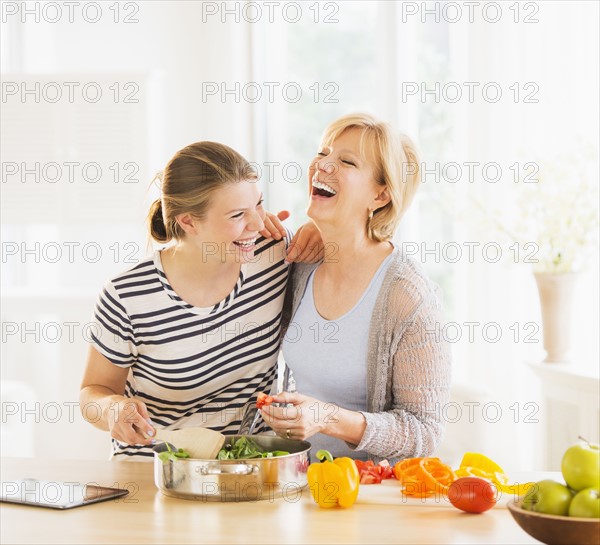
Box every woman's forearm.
[263,393,368,446]
[79,385,124,432]
[322,406,367,446]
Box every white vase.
[533,272,578,363]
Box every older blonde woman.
[261,113,452,463]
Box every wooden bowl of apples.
[508,499,600,545]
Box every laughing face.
[307,128,385,231]
[188,179,266,263]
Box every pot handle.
[196,464,259,476]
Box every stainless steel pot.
[153,434,311,502]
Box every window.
[257,1,462,359]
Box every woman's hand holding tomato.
[259,391,338,440]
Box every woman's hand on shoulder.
[260,212,324,263]
[259,391,338,441]
[261,210,290,240]
[286,221,324,264]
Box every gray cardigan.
[281,247,452,463]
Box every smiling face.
[179,179,265,263]
[307,128,388,232]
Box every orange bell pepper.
[393,457,456,497]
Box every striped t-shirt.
[90,236,289,460]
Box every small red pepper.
[256,392,275,409]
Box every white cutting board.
[356,479,514,508]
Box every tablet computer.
[0,478,129,509]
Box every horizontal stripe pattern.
[92,236,290,461]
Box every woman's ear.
[175,213,197,235]
[373,187,391,210]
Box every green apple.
[522,479,573,516]
[561,440,600,491]
[569,488,600,518]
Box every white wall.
[2,2,257,459]
[16,1,254,161]
[1,1,598,466]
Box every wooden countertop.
[0,457,541,544]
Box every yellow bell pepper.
[459,452,505,474]
[307,450,360,508]
[456,452,534,496]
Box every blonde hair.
[320,113,420,242]
[147,142,257,243]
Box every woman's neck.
[317,224,392,276]
[162,240,239,285]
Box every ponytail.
[147,199,170,244]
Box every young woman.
[261,113,452,463]
[79,141,318,460]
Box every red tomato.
[448,477,498,514]
[355,460,394,484]
[378,460,394,480]
[256,392,274,409]
[360,471,382,484]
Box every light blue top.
[282,248,394,460]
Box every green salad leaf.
[158,441,191,463]
[217,437,289,460]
